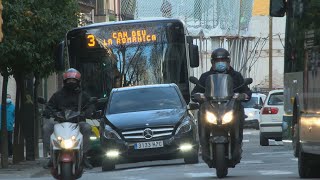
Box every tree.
[0,0,79,165]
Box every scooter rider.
[43,68,94,169]
[191,48,252,161]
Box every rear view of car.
[259,90,284,146]
[243,93,266,129]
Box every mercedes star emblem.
[143,128,153,139]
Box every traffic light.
[0,0,3,42]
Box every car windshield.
[242,97,258,108]
[108,87,183,114]
[267,92,284,105]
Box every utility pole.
[269,16,273,90]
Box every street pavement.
[0,129,300,180]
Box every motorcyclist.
[43,68,94,169]
[191,48,252,161]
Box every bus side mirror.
[55,41,65,71]
[191,45,199,68]
[270,0,286,17]
[187,36,199,68]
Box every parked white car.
[259,89,285,146]
[243,93,266,130]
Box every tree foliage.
[0,0,79,77]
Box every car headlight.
[222,111,233,124]
[104,125,121,139]
[175,118,192,135]
[206,112,217,124]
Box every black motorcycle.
[189,74,252,178]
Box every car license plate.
[134,141,164,149]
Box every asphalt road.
[3,129,300,180]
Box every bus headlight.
[206,112,217,124]
[222,111,233,124]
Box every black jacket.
[191,67,252,99]
[45,87,94,121]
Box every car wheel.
[184,147,199,164]
[102,158,115,171]
[260,134,269,146]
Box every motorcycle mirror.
[89,97,98,103]
[97,98,108,103]
[189,76,200,85]
[244,78,253,85]
[38,97,47,104]
[188,102,200,110]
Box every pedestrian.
[0,94,15,158]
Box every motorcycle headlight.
[175,118,192,135]
[206,112,217,124]
[222,111,233,124]
[104,125,121,139]
[60,139,76,149]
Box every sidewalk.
[0,158,48,179]
[0,142,49,179]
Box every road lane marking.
[243,132,252,135]
[252,151,291,155]
[291,158,298,161]
[241,160,264,164]
[258,170,294,175]
[122,167,151,172]
[185,173,215,178]
[282,140,292,143]
[243,139,250,142]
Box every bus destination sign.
[87,29,157,48]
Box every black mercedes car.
[100,84,199,171]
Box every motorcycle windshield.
[204,74,233,100]
[64,110,80,121]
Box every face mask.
[6,98,12,104]
[215,62,228,72]
[65,82,79,91]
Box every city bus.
[54,18,199,165]
[270,0,320,178]
[57,18,199,103]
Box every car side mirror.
[253,104,262,110]
[188,102,200,110]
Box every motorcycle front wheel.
[214,144,228,178]
[61,162,73,180]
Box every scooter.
[50,110,84,180]
[189,74,252,178]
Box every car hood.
[105,109,186,130]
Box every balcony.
[78,0,95,8]
[95,9,116,16]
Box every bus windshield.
[66,20,189,100]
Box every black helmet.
[211,48,230,62]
